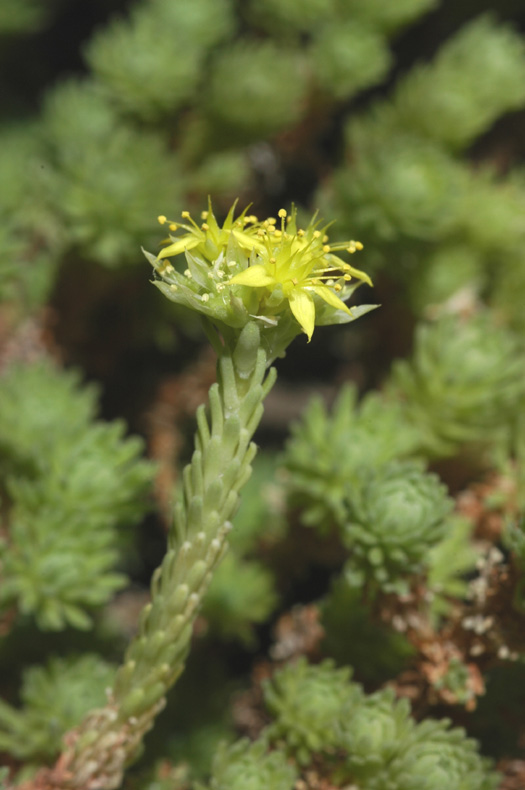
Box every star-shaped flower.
[145,201,374,348]
[228,208,371,341]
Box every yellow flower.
[228,208,371,341]
[146,200,373,347]
[157,199,264,264]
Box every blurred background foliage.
[2,0,525,788]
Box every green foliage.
[199,454,283,644]
[0,0,52,34]
[249,0,437,36]
[391,313,525,457]
[283,385,420,530]
[202,553,277,645]
[263,659,499,788]
[333,132,468,243]
[321,578,414,683]
[2,0,525,784]
[247,0,336,36]
[382,15,525,151]
[40,81,184,266]
[339,0,439,34]
[197,738,297,790]
[264,658,362,764]
[86,0,235,121]
[228,452,286,556]
[340,687,499,790]
[426,515,479,621]
[0,358,155,630]
[310,20,391,100]
[406,243,483,313]
[0,654,116,760]
[342,461,452,593]
[0,124,61,310]
[204,41,308,141]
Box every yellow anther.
[274,229,282,238]
[278,208,287,218]
[184,269,192,278]
[270,257,276,264]
[181,210,191,219]
[201,293,210,302]
[267,217,276,225]
[323,245,330,253]
[313,230,321,238]
[297,229,305,237]
[323,235,329,243]
[334,283,342,291]
[347,244,356,254]
[169,223,178,231]
[355,241,363,250]
[257,229,265,237]
[158,215,167,225]
[201,223,209,230]
[169,284,178,292]
[343,274,352,281]
[201,210,209,220]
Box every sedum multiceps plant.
[22,202,374,790]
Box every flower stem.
[22,322,276,790]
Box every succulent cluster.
[261,659,499,789]
[342,461,452,593]
[2,1,525,789]
[0,358,154,630]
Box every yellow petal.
[326,254,373,287]
[310,285,353,315]
[158,236,200,259]
[229,265,277,287]
[231,229,265,252]
[345,263,373,287]
[288,287,315,341]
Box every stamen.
[158,215,167,225]
[169,223,178,231]
[184,269,192,278]
[201,293,210,302]
[201,210,209,220]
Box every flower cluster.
[144,200,374,347]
